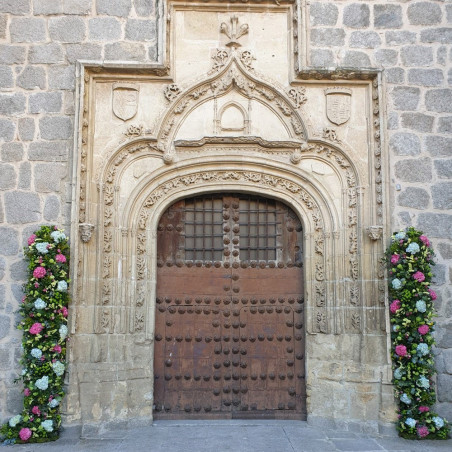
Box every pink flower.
[55,253,67,263]
[34,282,39,288]
[29,322,43,335]
[53,344,62,353]
[428,289,437,300]
[19,428,32,441]
[31,406,41,416]
[28,234,36,246]
[418,325,429,335]
[391,254,400,264]
[417,425,429,438]
[395,345,407,357]
[24,388,31,396]
[33,267,46,279]
[419,235,430,247]
[413,271,425,282]
[419,406,430,413]
[61,306,68,317]
[390,300,401,314]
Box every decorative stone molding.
[367,226,383,241]
[79,223,95,243]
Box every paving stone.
[0,65,13,88]
[375,49,397,67]
[43,195,61,222]
[374,4,402,29]
[435,159,452,179]
[309,3,338,27]
[104,42,146,62]
[49,16,86,43]
[0,118,16,142]
[134,0,154,17]
[0,44,26,64]
[63,0,92,15]
[48,65,75,90]
[4,191,41,224]
[39,117,72,140]
[425,136,452,157]
[421,28,452,44]
[9,18,46,43]
[385,67,404,84]
[0,227,19,255]
[89,17,122,41]
[432,182,452,210]
[1,142,24,162]
[17,66,46,90]
[425,89,452,113]
[310,28,345,47]
[400,113,434,133]
[341,51,371,68]
[310,49,335,67]
[125,19,157,41]
[417,213,452,240]
[10,260,27,281]
[349,31,380,49]
[97,0,132,17]
[394,157,432,183]
[0,93,26,116]
[0,0,30,15]
[408,69,444,87]
[29,92,62,114]
[34,163,68,193]
[401,45,434,67]
[18,161,31,190]
[28,141,69,161]
[397,187,430,210]
[343,4,369,29]
[331,438,383,451]
[28,43,64,64]
[66,43,102,63]
[18,118,35,141]
[0,164,16,190]
[407,2,442,26]
[438,242,452,260]
[33,0,63,15]
[389,132,420,156]
[391,87,420,111]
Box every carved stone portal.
[69,0,391,436]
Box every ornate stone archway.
[67,0,393,435]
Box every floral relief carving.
[350,285,360,306]
[164,84,181,102]
[210,49,230,74]
[288,87,307,109]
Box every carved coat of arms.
[112,83,139,121]
[325,87,352,125]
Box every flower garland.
[387,227,449,439]
[0,226,69,444]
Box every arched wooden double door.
[154,194,306,419]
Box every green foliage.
[0,226,70,444]
[387,227,449,440]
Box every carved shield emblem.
[325,87,351,125]
[112,83,139,121]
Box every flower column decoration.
[1,226,69,444]
[387,227,449,439]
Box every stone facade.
[0,0,451,434]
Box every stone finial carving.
[325,87,352,125]
[79,223,95,243]
[112,83,139,121]
[367,225,383,241]
[220,16,249,48]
